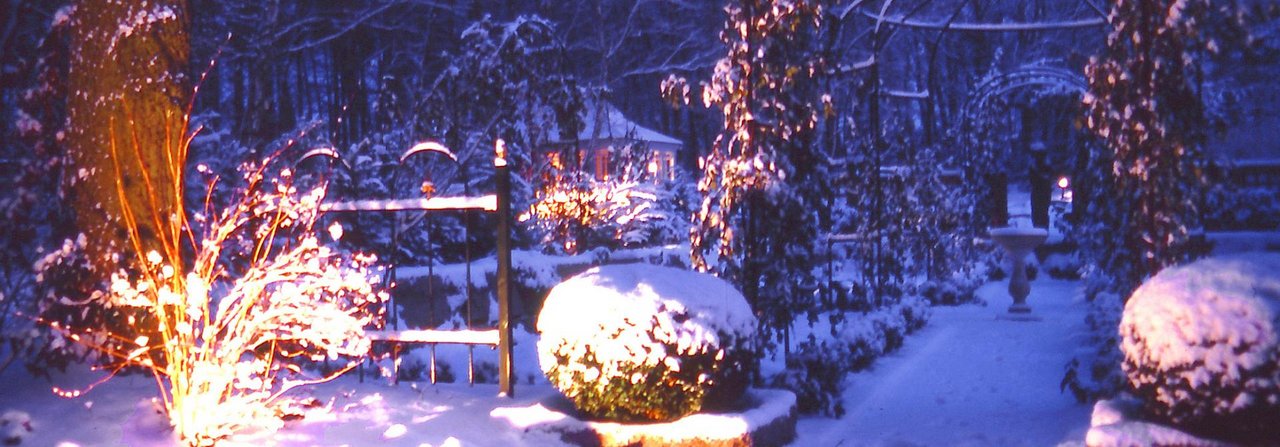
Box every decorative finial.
[495,139,508,167]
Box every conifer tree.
[692,0,825,350]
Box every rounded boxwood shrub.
[537,264,756,422]
[1119,254,1280,442]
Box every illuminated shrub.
[537,264,755,422]
[1119,254,1280,442]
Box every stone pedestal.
[990,227,1048,316]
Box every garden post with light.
[495,140,515,397]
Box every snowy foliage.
[831,138,988,313]
[1079,0,1249,295]
[690,0,826,354]
[1069,0,1253,405]
[524,141,693,255]
[1119,254,1280,443]
[421,14,583,232]
[915,274,984,306]
[537,264,755,422]
[0,410,33,445]
[767,338,848,417]
[0,10,75,375]
[525,178,690,254]
[1063,291,1127,403]
[770,296,931,417]
[47,152,388,446]
[1202,184,1280,231]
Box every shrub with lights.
[38,112,388,446]
[537,264,755,422]
[1119,254,1280,443]
[523,139,692,255]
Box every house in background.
[1207,115,1280,189]
[540,101,683,182]
[1200,114,1280,232]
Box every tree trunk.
[65,0,190,276]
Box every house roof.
[557,101,683,147]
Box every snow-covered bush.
[0,410,33,446]
[915,275,981,306]
[1042,252,1084,280]
[836,316,885,372]
[1203,185,1280,231]
[1119,254,1280,442]
[537,264,755,422]
[897,296,931,333]
[524,140,694,255]
[48,138,389,446]
[1062,290,1127,403]
[769,338,848,417]
[774,299,932,417]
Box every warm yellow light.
[1057,176,1070,189]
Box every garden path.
[793,278,1093,446]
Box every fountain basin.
[989,227,1048,316]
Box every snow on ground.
[1,275,1096,446]
[794,278,1093,447]
[0,359,573,447]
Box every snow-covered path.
[794,279,1093,446]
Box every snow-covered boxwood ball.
[1119,254,1280,442]
[537,263,756,422]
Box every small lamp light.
[495,139,508,167]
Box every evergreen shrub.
[1120,254,1280,443]
[537,264,755,422]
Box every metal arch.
[294,147,357,200]
[387,141,467,325]
[959,65,1087,133]
[296,147,354,171]
[961,66,1087,120]
[956,64,1087,171]
[399,140,458,165]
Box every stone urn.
[989,227,1048,315]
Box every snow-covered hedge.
[1119,254,1280,442]
[537,264,755,422]
[916,275,982,306]
[773,297,933,417]
[838,297,931,369]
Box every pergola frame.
[826,0,1106,303]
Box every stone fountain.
[989,226,1048,318]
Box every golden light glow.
[63,110,388,446]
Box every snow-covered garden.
[3,0,1280,446]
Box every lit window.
[594,148,610,180]
[650,150,676,181]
